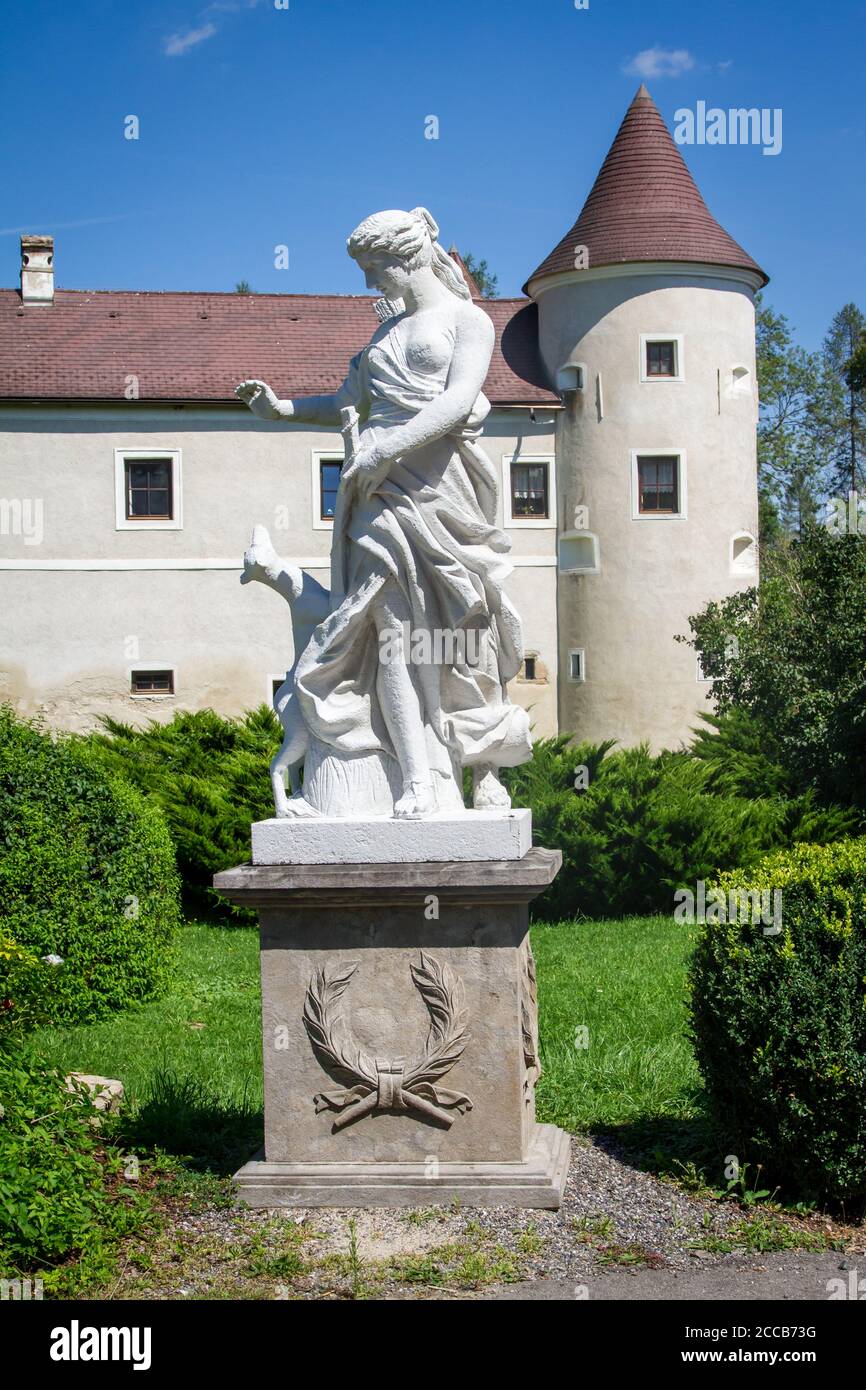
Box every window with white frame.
[115,450,182,530]
[631,449,687,519]
[568,649,586,682]
[639,334,684,383]
[312,451,344,527]
[502,455,556,527]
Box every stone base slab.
[251,808,532,865]
[234,1123,570,1209]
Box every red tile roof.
[0,288,557,406]
[525,85,768,290]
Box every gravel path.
[126,1136,857,1301]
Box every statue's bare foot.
[472,765,512,810]
[394,780,435,820]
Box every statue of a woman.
[237,207,532,821]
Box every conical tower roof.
[524,85,767,291]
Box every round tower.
[525,85,768,751]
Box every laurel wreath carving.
[520,940,541,1097]
[303,952,473,1129]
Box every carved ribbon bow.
[303,954,473,1130]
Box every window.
[639,334,684,383]
[511,463,548,519]
[646,341,676,377]
[631,450,687,519]
[312,452,344,527]
[126,459,172,519]
[319,459,343,520]
[502,455,556,528]
[638,455,679,513]
[130,669,174,695]
[115,450,182,530]
[523,656,537,681]
[569,649,585,682]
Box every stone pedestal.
[213,846,569,1209]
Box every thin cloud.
[623,46,695,80]
[164,22,218,56]
[0,213,134,237]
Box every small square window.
[511,462,549,519]
[319,459,343,520]
[637,455,680,514]
[125,458,173,520]
[131,669,174,695]
[115,450,181,530]
[646,340,677,377]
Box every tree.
[846,332,866,393]
[235,280,253,295]
[461,253,498,299]
[685,525,866,813]
[816,303,866,497]
[754,295,828,541]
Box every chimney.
[20,235,54,305]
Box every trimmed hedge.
[689,837,866,1203]
[0,709,180,1025]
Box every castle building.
[0,87,766,748]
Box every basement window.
[130,669,174,696]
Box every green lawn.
[31,915,702,1172]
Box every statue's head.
[347,207,471,302]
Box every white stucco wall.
[0,405,559,737]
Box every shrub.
[689,837,866,1203]
[0,709,180,1025]
[503,737,856,921]
[87,708,279,911]
[0,1037,145,1270]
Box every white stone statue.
[237,206,532,821]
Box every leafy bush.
[87,708,279,911]
[0,935,52,1036]
[686,527,866,811]
[503,737,856,921]
[0,709,180,1024]
[0,1038,145,1270]
[689,837,866,1203]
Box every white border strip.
[0,555,558,571]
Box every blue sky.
[0,0,863,349]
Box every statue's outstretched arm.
[236,369,360,426]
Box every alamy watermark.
[674,880,782,935]
[379,621,486,668]
[674,102,782,157]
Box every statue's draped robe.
[294,316,532,802]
